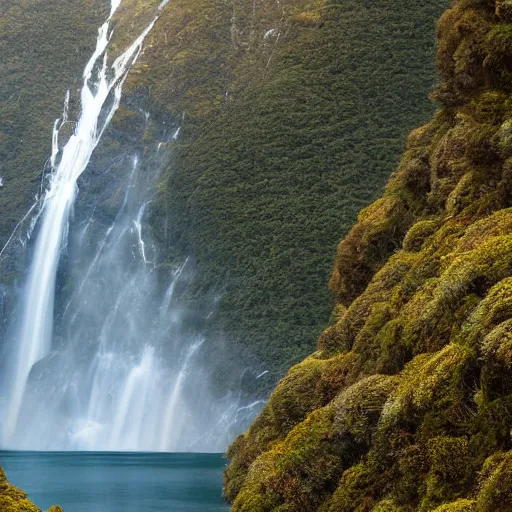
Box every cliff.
[0,0,105,251]
[0,0,445,408]
[0,0,446,398]
[224,0,512,510]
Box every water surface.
[0,451,229,511]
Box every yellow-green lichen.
[232,407,341,512]
[403,219,440,252]
[431,500,477,511]
[477,451,512,511]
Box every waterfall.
[1,0,157,447]
[0,0,262,452]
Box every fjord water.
[0,0,260,452]
[0,451,228,511]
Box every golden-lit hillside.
[225,1,512,510]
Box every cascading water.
[0,0,263,451]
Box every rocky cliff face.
[224,0,512,510]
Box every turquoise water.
[0,451,229,511]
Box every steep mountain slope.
[224,0,512,510]
[127,0,447,387]
[0,0,105,254]
[0,0,445,398]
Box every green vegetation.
[0,0,106,255]
[0,0,444,393]
[122,0,447,386]
[225,0,512,509]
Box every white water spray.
[2,1,158,446]
[159,340,204,451]
[134,203,148,265]
[0,0,261,452]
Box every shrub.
[0,467,41,512]
[477,451,512,511]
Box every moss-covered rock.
[231,407,342,512]
[224,352,362,501]
[403,220,441,253]
[477,451,512,511]
[432,500,477,512]
[225,0,512,510]
[333,375,400,448]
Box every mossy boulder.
[330,197,415,307]
[432,500,477,511]
[333,375,400,448]
[477,451,512,511]
[224,352,362,502]
[403,220,441,252]
[231,407,342,512]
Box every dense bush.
[122,0,447,386]
[225,0,512,509]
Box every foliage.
[225,0,512,510]
[0,0,106,253]
[231,406,343,512]
[0,0,445,392]
[432,501,477,512]
[477,451,512,511]
[0,466,60,512]
[122,0,447,386]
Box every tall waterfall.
[0,0,262,451]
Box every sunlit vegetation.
[225,0,512,509]
[0,466,59,512]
